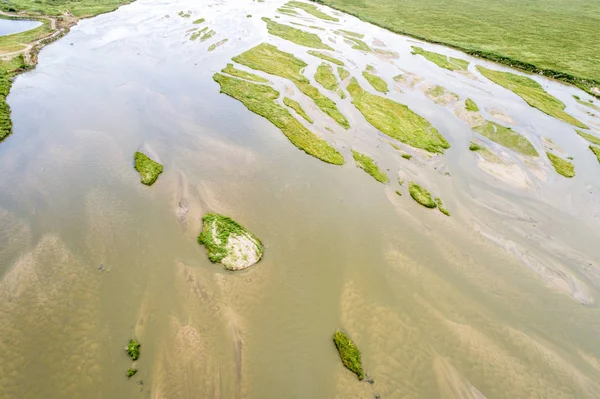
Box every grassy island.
[547,152,575,178]
[351,150,388,183]
[408,182,437,209]
[134,152,163,186]
[333,330,364,380]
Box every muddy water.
[1,0,600,397]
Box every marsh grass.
[222,63,268,83]
[192,18,205,24]
[401,154,412,160]
[1,0,134,17]
[408,182,437,208]
[344,36,370,52]
[208,38,228,52]
[315,63,338,91]
[262,17,332,50]
[589,145,600,164]
[213,73,344,164]
[469,141,482,151]
[283,97,313,123]
[362,70,388,93]
[233,44,349,128]
[411,46,468,71]
[307,50,344,66]
[127,339,140,360]
[336,29,363,38]
[337,67,350,80]
[477,66,587,128]
[134,152,163,186]
[333,330,364,380]
[576,129,600,146]
[198,213,263,265]
[127,368,137,378]
[351,150,388,183]
[465,98,479,112]
[474,121,538,156]
[200,30,216,42]
[546,152,575,178]
[435,197,450,216]
[347,78,450,153]
[286,1,338,21]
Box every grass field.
[1,0,134,17]
[311,0,600,96]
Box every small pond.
[0,18,42,36]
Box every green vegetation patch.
[574,96,600,111]
[262,17,333,50]
[200,30,216,42]
[477,66,587,129]
[347,78,450,153]
[233,44,349,128]
[465,98,479,112]
[315,63,338,91]
[0,0,134,17]
[411,46,468,71]
[408,182,437,209]
[284,97,313,123]
[589,145,600,164]
[351,150,389,183]
[0,71,15,142]
[426,85,458,105]
[362,70,388,93]
[546,152,575,178]
[435,197,450,216]
[277,7,299,16]
[222,63,268,83]
[127,368,137,378]
[213,73,344,164]
[190,26,208,41]
[469,141,482,151]
[178,10,191,18]
[337,67,350,81]
[192,18,205,24]
[336,29,364,38]
[333,330,364,380]
[307,50,344,66]
[127,339,140,361]
[208,38,228,52]
[344,36,370,52]
[576,129,600,146]
[474,121,538,156]
[134,152,163,186]
[286,1,338,21]
[198,213,263,270]
[401,153,412,160]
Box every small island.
[333,330,364,380]
[134,151,163,186]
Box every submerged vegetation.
[546,152,575,178]
[127,339,140,361]
[213,73,344,164]
[286,1,339,21]
[333,330,364,380]
[315,63,338,91]
[198,213,263,270]
[476,66,587,128]
[576,129,600,146]
[283,97,313,123]
[465,98,479,112]
[351,150,389,183]
[474,121,538,156]
[208,38,228,51]
[233,44,349,128]
[426,85,458,105]
[307,50,344,66]
[362,69,388,93]
[411,46,468,71]
[408,182,437,208]
[134,152,163,186]
[336,29,364,38]
[347,78,450,153]
[262,17,333,50]
[222,63,268,83]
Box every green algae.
[477,66,587,129]
[198,213,263,270]
[546,152,575,178]
[411,46,468,71]
[127,339,140,361]
[465,98,479,112]
[337,67,350,81]
[262,17,333,50]
[347,78,450,153]
[208,38,228,52]
[213,73,344,164]
[408,182,437,208]
[435,197,450,216]
[192,18,205,24]
[473,121,538,156]
[362,70,388,93]
[307,50,344,66]
[589,145,600,164]
[333,330,364,380]
[286,1,338,21]
[134,152,163,186]
[315,63,338,91]
[351,150,389,183]
[283,97,313,123]
[576,129,600,146]
[233,44,349,128]
[222,63,268,83]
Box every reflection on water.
[0,19,42,36]
[1,0,600,397]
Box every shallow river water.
[1,0,600,398]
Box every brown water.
[1,0,600,398]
